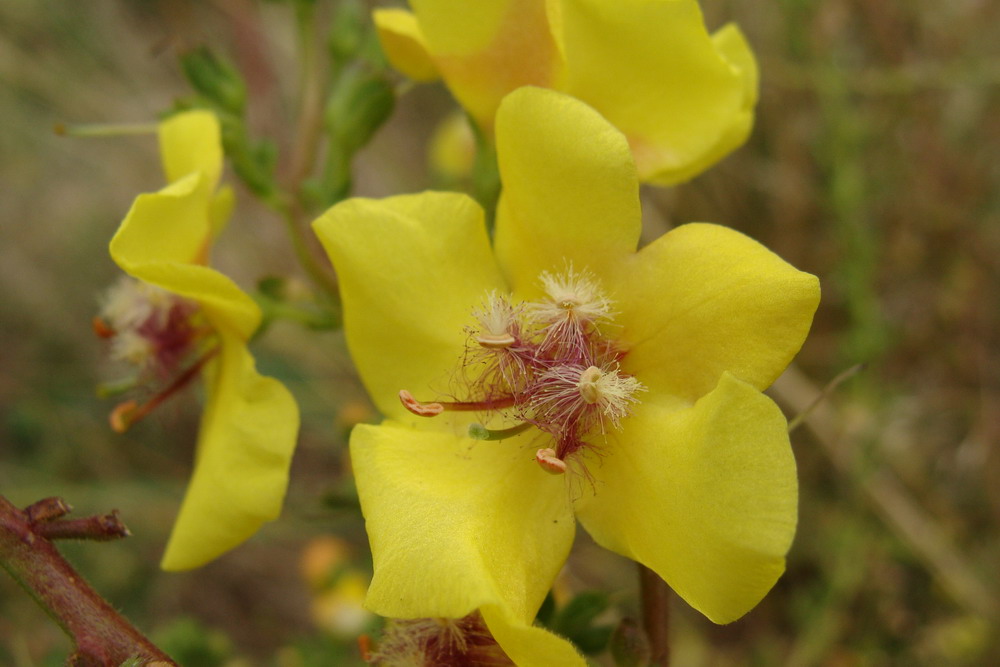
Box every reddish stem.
[0,495,174,666]
[639,563,670,666]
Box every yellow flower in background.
[313,87,818,663]
[104,110,299,571]
[375,0,758,185]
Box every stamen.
[528,266,614,329]
[475,332,516,348]
[535,448,567,475]
[471,291,520,341]
[399,390,518,417]
[92,316,115,339]
[467,421,534,441]
[577,366,604,404]
[399,390,445,417]
[108,349,217,433]
[109,400,139,434]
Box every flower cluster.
[84,3,819,663]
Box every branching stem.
[0,495,174,666]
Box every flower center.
[95,276,217,432]
[401,267,644,474]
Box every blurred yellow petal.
[209,185,235,239]
[410,0,509,54]
[576,373,797,624]
[158,109,223,187]
[122,262,260,341]
[312,192,505,420]
[428,111,476,182]
[352,421,575,620]
[649,23,758,185]
[110,175,213,268]
[111,177,258,339]
[411,0,562,127]
[559,0,756,184]
[373,9,440,82]
[493,87,640,293]
[714,23,759,111]
[161,336,300,570]
[612,223,820,403]
[481,604,585,667]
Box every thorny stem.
[0,495,174,666]
[639,563,670,666]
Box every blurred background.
[1,0,998,664]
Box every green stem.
[276,197,341,303]
[0,495,174,666]
[267,2,341,306]
[639,563,670,666]
[288,1,325,188]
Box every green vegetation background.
[1,1,998,665]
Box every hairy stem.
[0,495,174,666]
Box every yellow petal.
[612,223,819,403]
[493,87,640,294]
[714,23,759,111]
[373,9,441,82]
[647,23,758,185]
[481,604,586,667]
[110,175,213,268]
[352,421,576,621]
[161,336,300,570]
[111,179,259,339]
[410,0,510,55]
[312,193,505,420]
[575,373,797,624]
[209,185,236,239]
[412,0,562,127]
[158,109,224,187]
[428,111,476,182]
[124,262,261,341]
[558,0,757,184]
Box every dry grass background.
[1,0,999,664]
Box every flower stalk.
[639,563,671,666]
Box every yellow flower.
[312,87,818,663]
[375,0,758,184]
[108,110,299,571]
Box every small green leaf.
[552,591,614,655]
[179,47,246,116]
